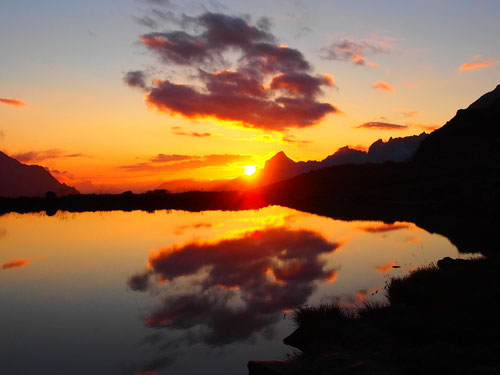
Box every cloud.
[127,12,339,131]
[354,122,407,130]
[282,135,311,144]
[2,258,30,270]
[123,70,149,90]
[0,98,26,107]
[413,123,440,132]
[320,38,394,67]
[359,223,410,233]
[458,57,495,71]
[395,108,421,118]
[372,81,395,92]
[129,226,340,345]
[12,149,86,163]
[171,129,212,137]
[150,154,197,163]
[0,130,4,139]
[375,261,398,274]
[120,153,252,172]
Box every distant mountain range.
[0,151,78,198]
[158,132,429,192]
[255,84,500,214]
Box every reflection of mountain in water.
[129,227,340,346]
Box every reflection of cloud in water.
[129,226,341,346]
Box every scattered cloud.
[375,261,398,274]
[0,98,26,107]
[12,149,87,163]
[359,223,410,233]
[282,135,311,144]
[150,154,196,163]
[372,81,395,92]
[395,107,421,118]
[458,56,495,71]
[320,37,395,67]
[171,128,212,137]
[354,122,407,130]
[120,153,252,172]
[126,12,339,131]
[403,82,417,88]
[123,70,149,90]
[410,123,441,132]
[2,258,30,270]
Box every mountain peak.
[467,84,500,110]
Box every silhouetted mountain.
[255,84,500,222]
[0,151,79,198]
[367,133,427,163]
[415,84,500,167]
[255,132,428,185]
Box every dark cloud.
[320,38,392,67]
[2,258,29,270]
[133,15,159,29]
[355,122,407,130]
[120,153,252,172]
[0,98,26,107]
[359,223,410,233]
[123,70,149,90]
[127,12,338,131]
[127,270,153,291]
[12,149,86,163]
[129,226,340,345]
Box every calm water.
[0,206,469,375]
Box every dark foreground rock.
[249,256,500,375]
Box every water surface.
[0,206,468,374]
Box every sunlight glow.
[244,165,257,175]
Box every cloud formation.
[359,223,410,233]
[320,38,394,67]
[355,122,407,130]
[126,12,339,131]
[458,57,495,71]
[120,153,252,172]
[129,226,340,345]
[0,98,26,107]
[12,149,86,163]
[171,127,212,137]
[2,258,30,270]
[375,261,398,274]
[372,81,395,92]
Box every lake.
[0,206,472,375]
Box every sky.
[1,0,499,192]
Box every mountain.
[414,84,500,167]
[255,132,428,185]
[0,151,79,198]
[254,84,500,214]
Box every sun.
[244,165,257,176]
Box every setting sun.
[244,165,257,176]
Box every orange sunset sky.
[1,0,499,193]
